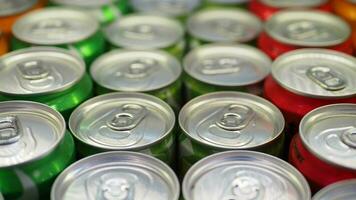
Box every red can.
[258,10,353,59]
[289,104,356,192]
[249,0,332,21]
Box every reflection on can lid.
[50,0,114,7]
[265,11,350,47]
[90,49,181,92]
[183,151,310,200]
[105,14,184,49]
[312,179,356,200]
[272,49,356,99]
[184,44,271,86]
[187,9,262,43]
[179,92,284,149]
[261,0,327,7]
[0,47,85,96]
[0,101,65,168]
[69,92,175,150]
[51,152,179,200]
[130,0,201,17]
[0,0,37,17]
[300,104,356,170]
[13,8,99,45]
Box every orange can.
[0,31,8,56]
[332,0,356,27]
[353,29,356,53]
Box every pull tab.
[106,104,147,131]
[223,172,261,200]
[211,20,244,37]
[306,66,346,91]
[18,60,50,80]
[33,19,69,31]
[100,178,131,200]
[123,58,157,79]
[216,105,255,131]
[0,116,21,145]
[287,21,329,40]
[123,24,155,40]
[341,128,356,149]
[201,58,241,75]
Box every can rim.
[261,0,328,8]
[50,0,113,7]
[0,0,38,17]
[312,179,356,200]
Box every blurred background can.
[0,31,8,56]
[312,179,356,200]
[201,0,249,8]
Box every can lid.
[130,0,201,17]
[184,44,271,86]
[183,151,310,200]
[90,50,181,92]
[0,0,37,17]
[187,9,262,43]
[207,0,249,4]
[261,0,327,7]
[300,104,356,170]
[0,47,85,96]
[272,49,356,99]
[179,92,284,149]
[51,151,179,200]
[312,179,356,200]
[69,92,175,150]
[0,101,65,168]
[50,0,114,7]
[13,8,99,45]
[265,10,351,47]
[105,14,184,49]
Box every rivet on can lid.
[0,0,37,17]
[261,0,327,7]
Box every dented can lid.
[50,0,115,7]
[265,10,351,47]
[69,92,175,150]
[0,101,66,168]
[187,9,262,43]
[90,49,182,92]
[261,0,328,8]
[0,47,85,96]
[0,0,37,17]
[183,151,311,200]
[184,44,271,86]
[13,8,99,45]
[271,49,356,99]
[105,14,184,49]
[300,104,356,170]
[312,179,356,200]
[179,92,285,149]
[51,151,179,200]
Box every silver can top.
[90,49,181,92]
[130,0,201,17]
[51,151,179,200]
[105,14,184,49]
[300,104,356,170]
[187,9,262,43]
[184,44,271,86]
[179,92,285,149]
[0,47,85,96]
[312,179,356,200]
[50,0,114,7]
[183,151,311,200]
[0,0,37,17]
[261,0,328,7]
[69,93,175,150]
[272,49,356,99]
[265,10,351,47]
[13,8,99,45]
[0,101,65,168]
[207,0,249,4]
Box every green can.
[49,0,129,25]
[11,8,105,65]
[183,44,271,100]
[201,0,249,8]
[104,14,185,59]
[187,8,262,49]
[0,101,75,200]
[178,92,285,176]
[90,49,182,112]
[69,92,176,165]
[0,47,93,119]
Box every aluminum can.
[184,44,271,100]
[69,92,176,165]
[11,8,105,65]
[105,14,185,59]
[201,0,249,8]
[289,104,356,192]
[249,0,332,21]
[51,151,179,200]
[179,92,285,175]
[0,31,8,56]
[90,49,182,112]
[182,151,311,200]
[49,0,129,25]
[0,101,75,200]
[332,0,356,27]
[0,47,93,119]
[187,8,262,48]
[312,179,356,200]
[258,10,353,59]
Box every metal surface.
[312,179,356,200]
[0,0,37,16]
[261,0,327,7]
[50,0,114,7]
